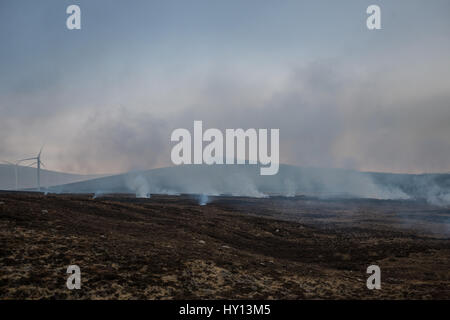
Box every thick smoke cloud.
[2,52,449,176]
[38,51,449,176]
[62,108,170,174]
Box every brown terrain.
[0,191,449,299]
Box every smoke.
[1,51,449,180]
[47,164,420,199]
[427,192,450,207]
[158,189,180,196]
[409,176,450,207]
[282,179,296,197]
[3,45,450,206]
[420,180,450,207]
[223,172,268,198]
[2,50,449,177]
[198,194,209,206]
[1,1,450,179]
[92,190,106,199]
[41,162,450,213]
[125,174,151,199]
[368,172,450,206]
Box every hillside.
[46,165,450,205]
[0,164,106,191]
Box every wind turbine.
[17,145,45,192]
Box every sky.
[0,0,449,174]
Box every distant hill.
[0,164,107,191]
[46,164,450,206]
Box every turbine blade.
[38,144,45,157]
[18,157,37,161]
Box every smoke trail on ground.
[47,164,450,207]
[125,174,151,198]
[198,194,209,206]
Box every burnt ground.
[0,191,449,299]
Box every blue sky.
[1,1,450,174]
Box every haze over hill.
[0,164,106,191]
[45,164,450,206]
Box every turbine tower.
[18,146,45,192]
